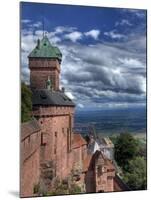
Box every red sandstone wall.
[72,144,87,171]
[107,176,114,191]
[29,58,60,90]
[73,147,82,170]
[95,167,108,192]
[33,106,74,117]
[29,58,60,69]
[20,149,40,197]
[82,145,87,161]
[20,131,41,197]
[34,106,74,180]
[30,69,59,90]
[95,162,115,192]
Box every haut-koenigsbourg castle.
[20,35,129,197]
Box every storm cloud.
[21,11,146,109]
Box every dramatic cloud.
[104,30,126,39]
[64,31,83,42]
[55,26,76,34]
[21,10,146,109]
[58,35,146,108]
[85,29,100,40]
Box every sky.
[21,2,147,110]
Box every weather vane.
[42,18,45,37]
[42,18,48,37]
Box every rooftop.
[96,136,114,148]
[114,174,130,191]
[32,89,75,107]
[28,36,62,61]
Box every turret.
[28,36,62,90]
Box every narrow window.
[62,128,64,133]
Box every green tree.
[136,138,147,159]
[114,133,139,170]
[123,156,147,190]
[21,82,32,122]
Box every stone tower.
[28,36,62,90]
[28,36,75,181]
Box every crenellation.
[33,105,74,117]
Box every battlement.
[33,105,74,117]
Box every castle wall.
[82,145,88,161]
[72,144,87,172]
[95,158,115,192]
[73,147,82,170]
[33,106,74,180]
[33,106,74,117]
[20,130,41,197]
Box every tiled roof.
[32,89,75,107]
[21,119,41,141]
[96,136,114,148]
[114,174,130,191]
[28,36,62,61]
[72,134,87,149]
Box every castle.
[20,35,128,197]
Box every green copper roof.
[28,36,62,60]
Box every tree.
[123,156,147,190]
[114,133,139,170]
[21,82,32,122]
[136,138,147,159]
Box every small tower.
[28,35,62,90]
